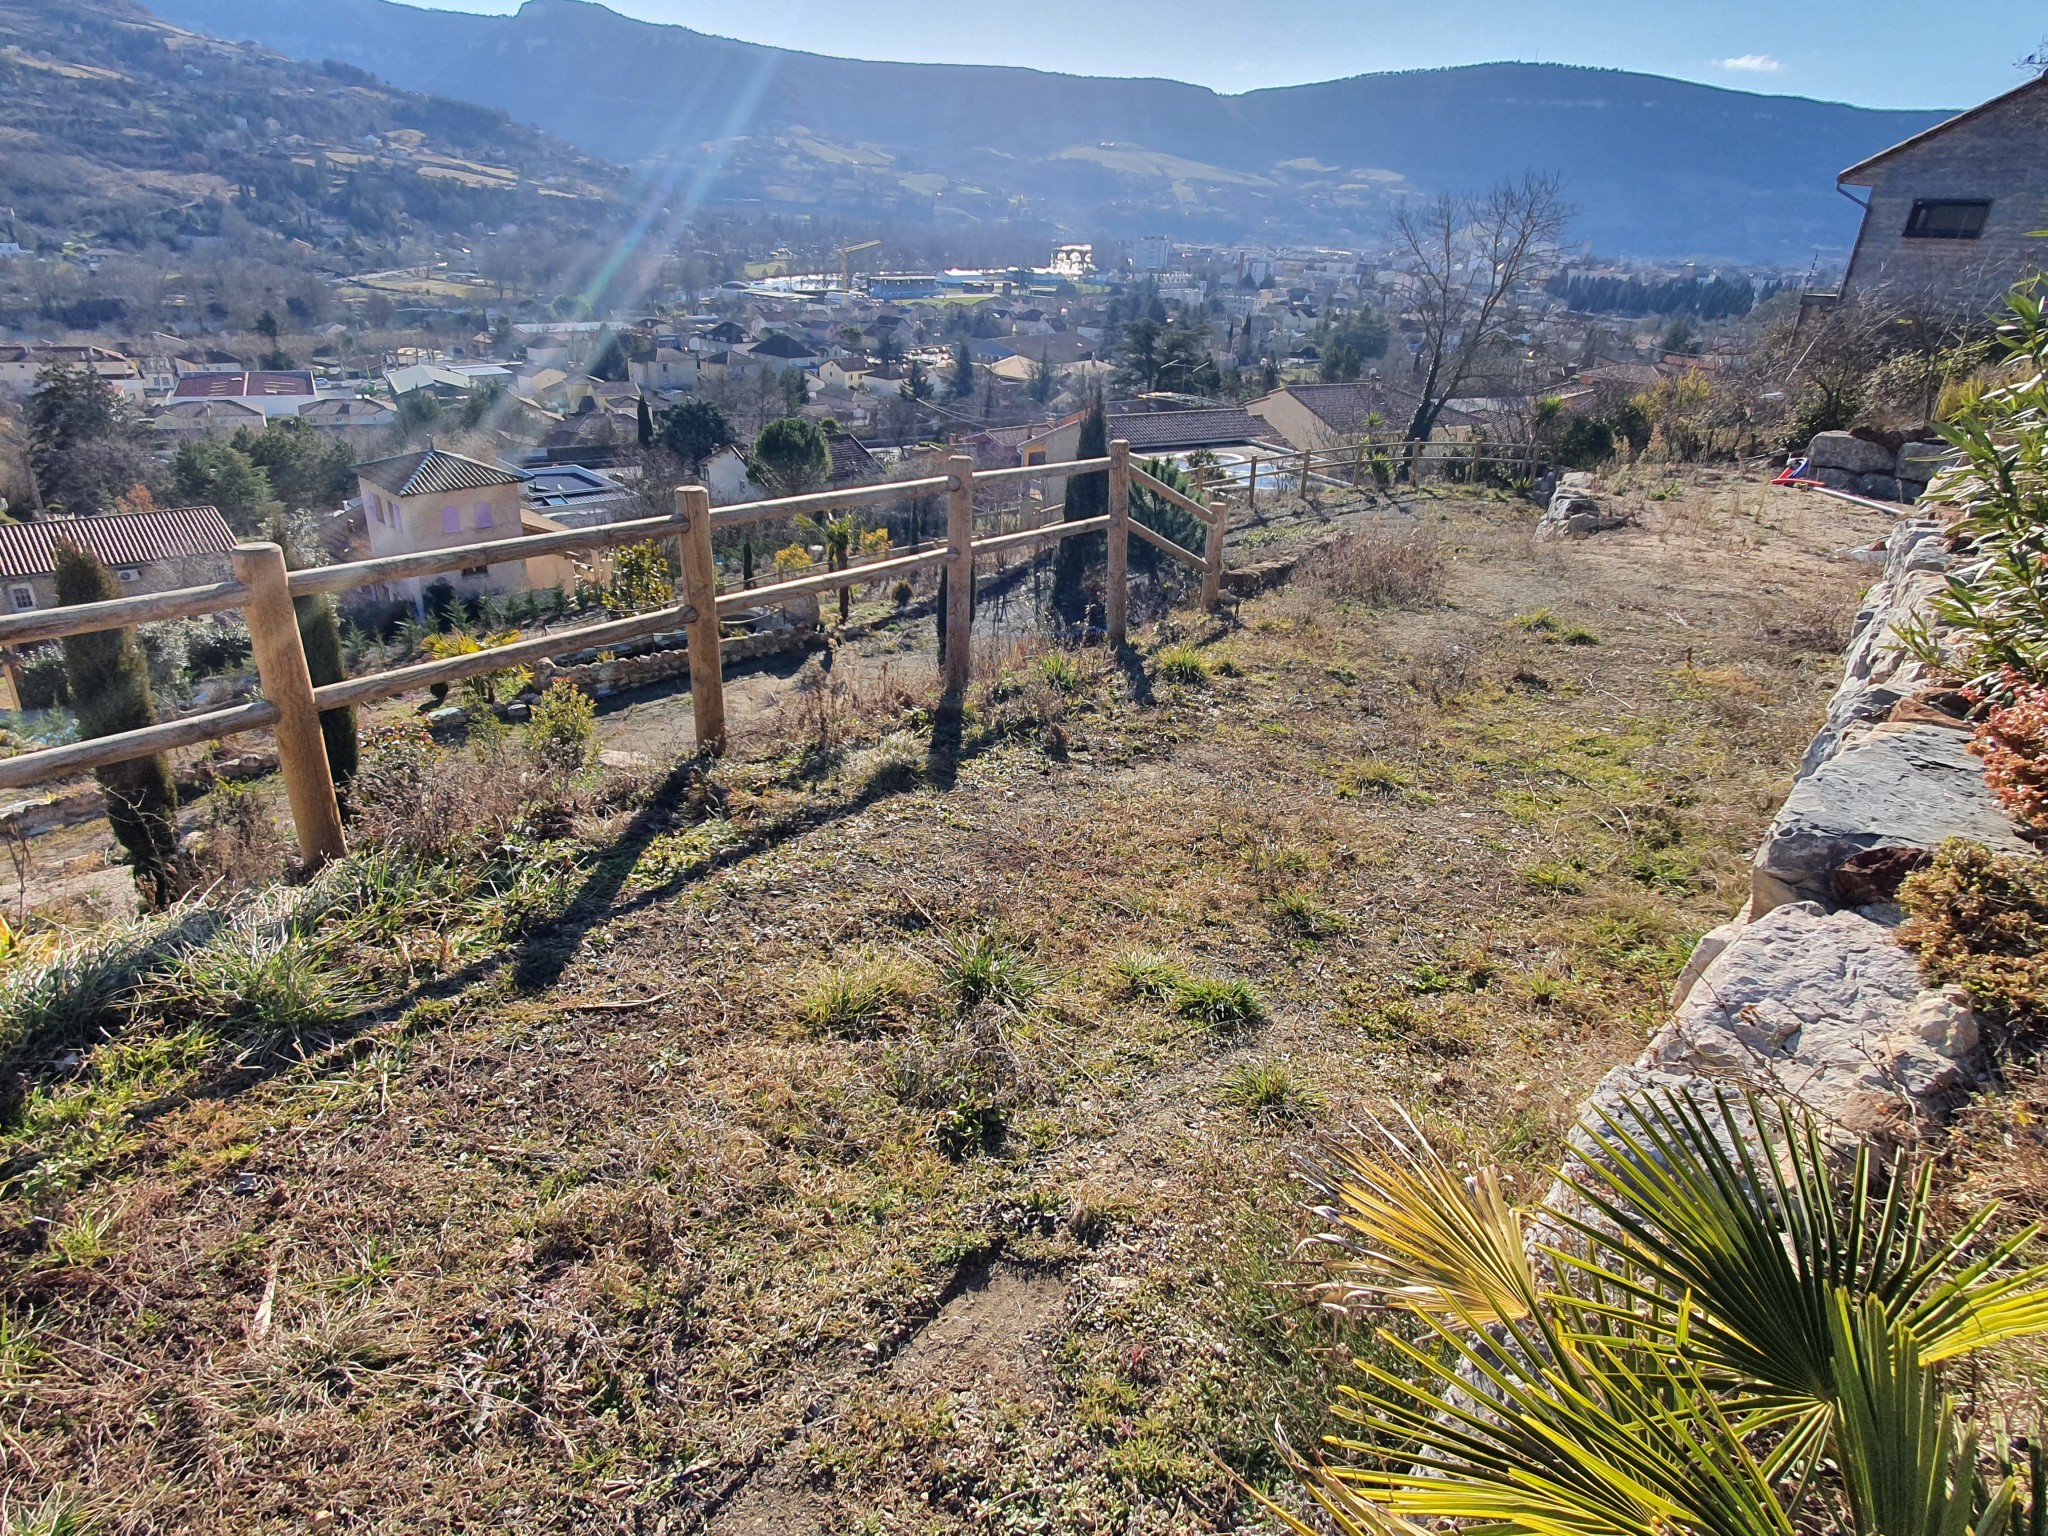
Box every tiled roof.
[354,447,524,497]
[0,507,235,580]
[825,431,882,486]
[1107,408,1267,451]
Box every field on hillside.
[0,474,1890,1533]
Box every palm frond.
[1300,1109,1542,1327]
[1300,1302,1798,1536]
[1547,1090,2048,1409]
[1827,1291,2014,1536]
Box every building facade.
[355,447,574,607]
[1838,76,2048,315]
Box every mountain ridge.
[145,0,1952,262]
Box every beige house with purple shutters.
[354,446,576,609]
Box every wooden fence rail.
[0,441,1221,866]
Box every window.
[1903,199,1991,240]
[8,585,34,612]
[474,500,494,530]
[441,507,461,535]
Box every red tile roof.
[0,507,236,580]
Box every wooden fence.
[0,441,1223,867]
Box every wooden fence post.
[232,542,345,868]
[1201,498,1228,610]
[943,455,975,697]
[1106,438,1130,647]
[1246,455,1259,512]
[678,484,726,755]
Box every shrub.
[1971,671,2048,831]
[54,543,182,905]
[527,682,598,775]
[193,780,287,891]
[13,649,68,711]
[1039,651,1083,694]
[1899,838,2048,1047]
[1551,415,1614,469]
[1925,284,2048,685]
[296,592,358,787]
[1311,525,1445,608]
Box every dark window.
[1903,199,1991,240]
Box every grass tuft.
[936,931,1047,1013]
[1153,645,1212,686]
[1172,976,1265,1035]
[1111,949,1187,1001]
[1269,888,1347,938]
[1218,1061,1325,1123]
[798,955,920,1037]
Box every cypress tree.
[54,543,182,905]
[1051,394,1108,627]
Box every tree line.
[1544,272,1776,321]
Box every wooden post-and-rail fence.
[0,441,1223,869]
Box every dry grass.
[0,477,1888,1532]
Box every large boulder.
[1897,441,1961,486]
[1753,721,2034,912]
[1856,474,1902,503]
[1642,902,1983,1146]
[1808,430,1898,476]
[1537,477,1629,539]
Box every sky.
[399,0,2039,111]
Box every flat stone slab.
[1755,722,2032,911]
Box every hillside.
[148,0,1947,262]
[0,473,1890,1529]
[0,0,623,259]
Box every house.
[519,464,637,528]
[1837,74,2048,314]
[825,430,884,487]
[816,356,873,391]
[702,445,760,506]
[0,505,236,614]
[743,333,819,373]
[629,347,699,393]
[385,361,512,398]
[297,396,397,433]
[0,344,146,397]
[169,370,318,420]
[1016,403,1274,505]
[355,446,574,608]
[1249,380,1426,450]
[153,397,269,438]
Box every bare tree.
[1393,173,1571,444]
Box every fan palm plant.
[798,512,859,621]
[1273,1089,2048,1536]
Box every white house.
[168,370,318,420]
[629,347,699,393]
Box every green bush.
[527,682,597,774]
[54,544,182,905]
[1899,838,2048,1048]
[1921,282,2048,686]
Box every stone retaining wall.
[533,622,818,698]
[1575,518,2032,1146]
[1804,431,1961,504]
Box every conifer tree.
[1051,393,1108,627]
[54,543,182,904]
